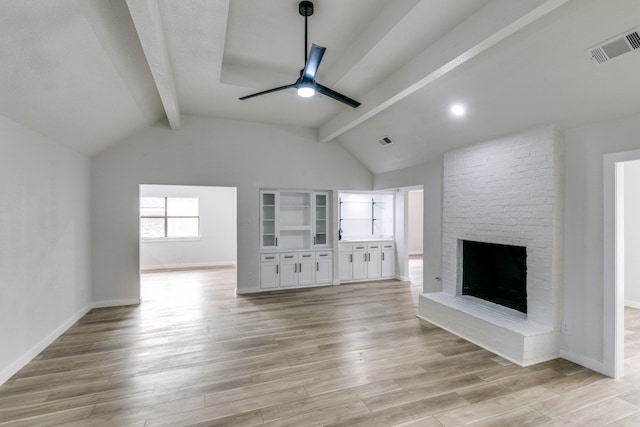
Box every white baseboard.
[140,261,236,271]
[396,274,409,282]
[559,349,610,377]
[92,298,141,309]
[0,297,144,386]
[0,302,94,385]
[625,300,640,309]
[235,287,262,295]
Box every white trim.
[140,236,201,243]
[0,303,93,385]
[560,349,607,376]
[603,149,640,378]
[140,261,236,271]
[236,287,262,295]
[92,298,141,309]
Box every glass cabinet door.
[314,192,328,246]
[261,191,278,248]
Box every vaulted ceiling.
[2,0,640,174]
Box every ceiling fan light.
[297,86,316,97]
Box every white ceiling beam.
[126,0,180,129]
[318,0,569,143]
[322,0,422,87]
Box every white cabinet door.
[298,252,315,286]
[367,250,381,279]
[279,253,298,287]
[316,251,333,284]
[261,191,279,249]
[366,243,381,279]
[260,262,279,289]
[313,192,329,247]
[338,251,352,281]
[381,249,395,278]
[352,246,367,280]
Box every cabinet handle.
[275,237,278,246]
[295,263,297,273]
[276,264,279,274]
[350,254,352,263]
[317,262,319,271]
[299,263,302,272]
[314,236,316,245]
[382,253,385,261]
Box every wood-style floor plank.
[1,260,640,426]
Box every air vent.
[628,31,640,49]
[586,26,640,64]
[378,136,393,146]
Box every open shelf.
[339,192,394,240]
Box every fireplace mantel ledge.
[421,292,553,336]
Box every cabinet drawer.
[280,252,299,262]
[339,243,352,252]
[353,244,367,252]
[382,243,395,250]
[316,251,332,258]
[261,254,279,262]
[366,243,380,250]
[299,252,316,261]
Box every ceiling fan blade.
[302,44,326,80]
[315,83,361,108]
[239,83,297,100]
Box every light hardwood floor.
[2,260,640,426]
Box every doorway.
[407,189,424,288]
[604,150,640,378]
[138,184,237,299]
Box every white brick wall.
[442,126,564,327]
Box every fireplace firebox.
[461,240,527,313]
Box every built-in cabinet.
[260,189,332,290]
[339,192,394,241]
[260,189,397,291]
[339,241,395,282]
[261,190,329,250]
[260,250,333,289]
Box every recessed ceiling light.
[451,104,466,116]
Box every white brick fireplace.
[418,126,564,366]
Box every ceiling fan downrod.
[299,1,314,63]
[238,0,360,108]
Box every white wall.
[91,115,373,301]
[394,190,408,281]
[625,160,640,308]
[373,116,640,375]
[408,190,424,255]
[563,111,640,375]
[375,157,443,293]
[139,184,237,270]
[441,126,563,328]
[0,115,91,384]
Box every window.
[140,197,199,238]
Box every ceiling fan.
[239,1,361,108]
